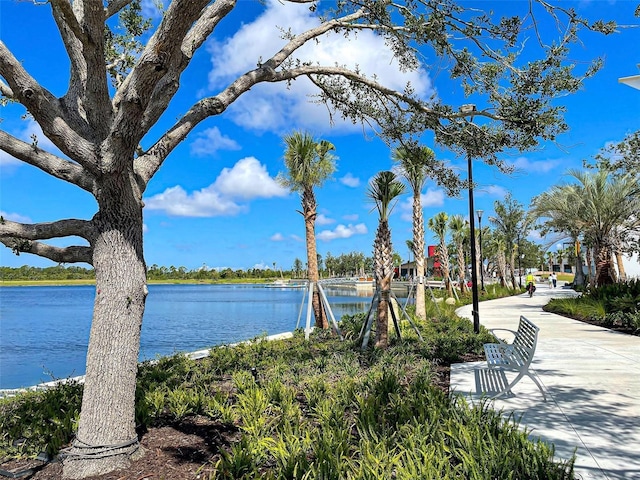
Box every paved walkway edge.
[451,284,640,480]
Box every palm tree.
[367,171,405,349]
[532,169,639,287]
[279,131,337,328]
[449,214,468,293]
[392,145,435,320]
[530,185,587,287]
[490,194,527,289]
[428,212,452,297]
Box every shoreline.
[0,331,296,398]
[0,278,276,287]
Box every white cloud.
[342,214,359,221]
[0,211,32,223]
[479,184,509,198]
[399,188,445,221]
[205,0,433,134]
[339,173,360,188]
[316,213,335,225]
[213,157,288,200]
[253,262,273,270]
[420,188,445,208]
[317,223,367,241]
[190,127,241,157]
[271,233,285,241]
[144,185,244,217]
[0,149,21,168]
[144,157,288,217]
[509,156,562,174]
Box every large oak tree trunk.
[63,175,147,479]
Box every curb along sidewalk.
[451,283,640,480]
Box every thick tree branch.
[0,218,97,243]
[140,0,238,133]
[105,0,135,19]
[0,237,93,265]
[0,217,95,264]
[107,0,212,171]
[0,131,94,192]
[0,79,14,99]
[0,41,99,172]
[63,0,113,138]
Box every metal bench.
[483,315,547,401]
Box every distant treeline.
[0,251,377,281]
[0,265,280,281]
[1,265,96,281]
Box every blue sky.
[1,0,639,272]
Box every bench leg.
[490,369,547,402]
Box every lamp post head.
[476,209,484,221]
[619,74,640,90]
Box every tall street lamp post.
[461,104,480,334]
[476,209,484,292]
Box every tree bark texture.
[438,240,452,297]
[594,245,616,286]
[302,188,327,329]
[374,221,392,348]
[412,193,426,320]
[63,175,147,478]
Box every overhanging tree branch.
[105,0,135,19]
[0,131,94,192]
[0,237,93,265]
[0,218,97,243]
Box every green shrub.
[0,381,82,458]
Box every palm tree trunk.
[439,240,452,297]
[456,242,466,293]
[412,194,426,320]
[374,221,393,348]
[509,250,517,290]
[303,188,327,329]
[497,250,507,288]
[615,251,627,282]
[594,244,616,286]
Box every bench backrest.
[511,316,539,367]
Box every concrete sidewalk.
[451,283,640,480]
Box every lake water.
[0,284,372,390]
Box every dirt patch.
[2,416,232,480]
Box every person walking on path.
[548,274,553,288]
[550,272,557,288]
